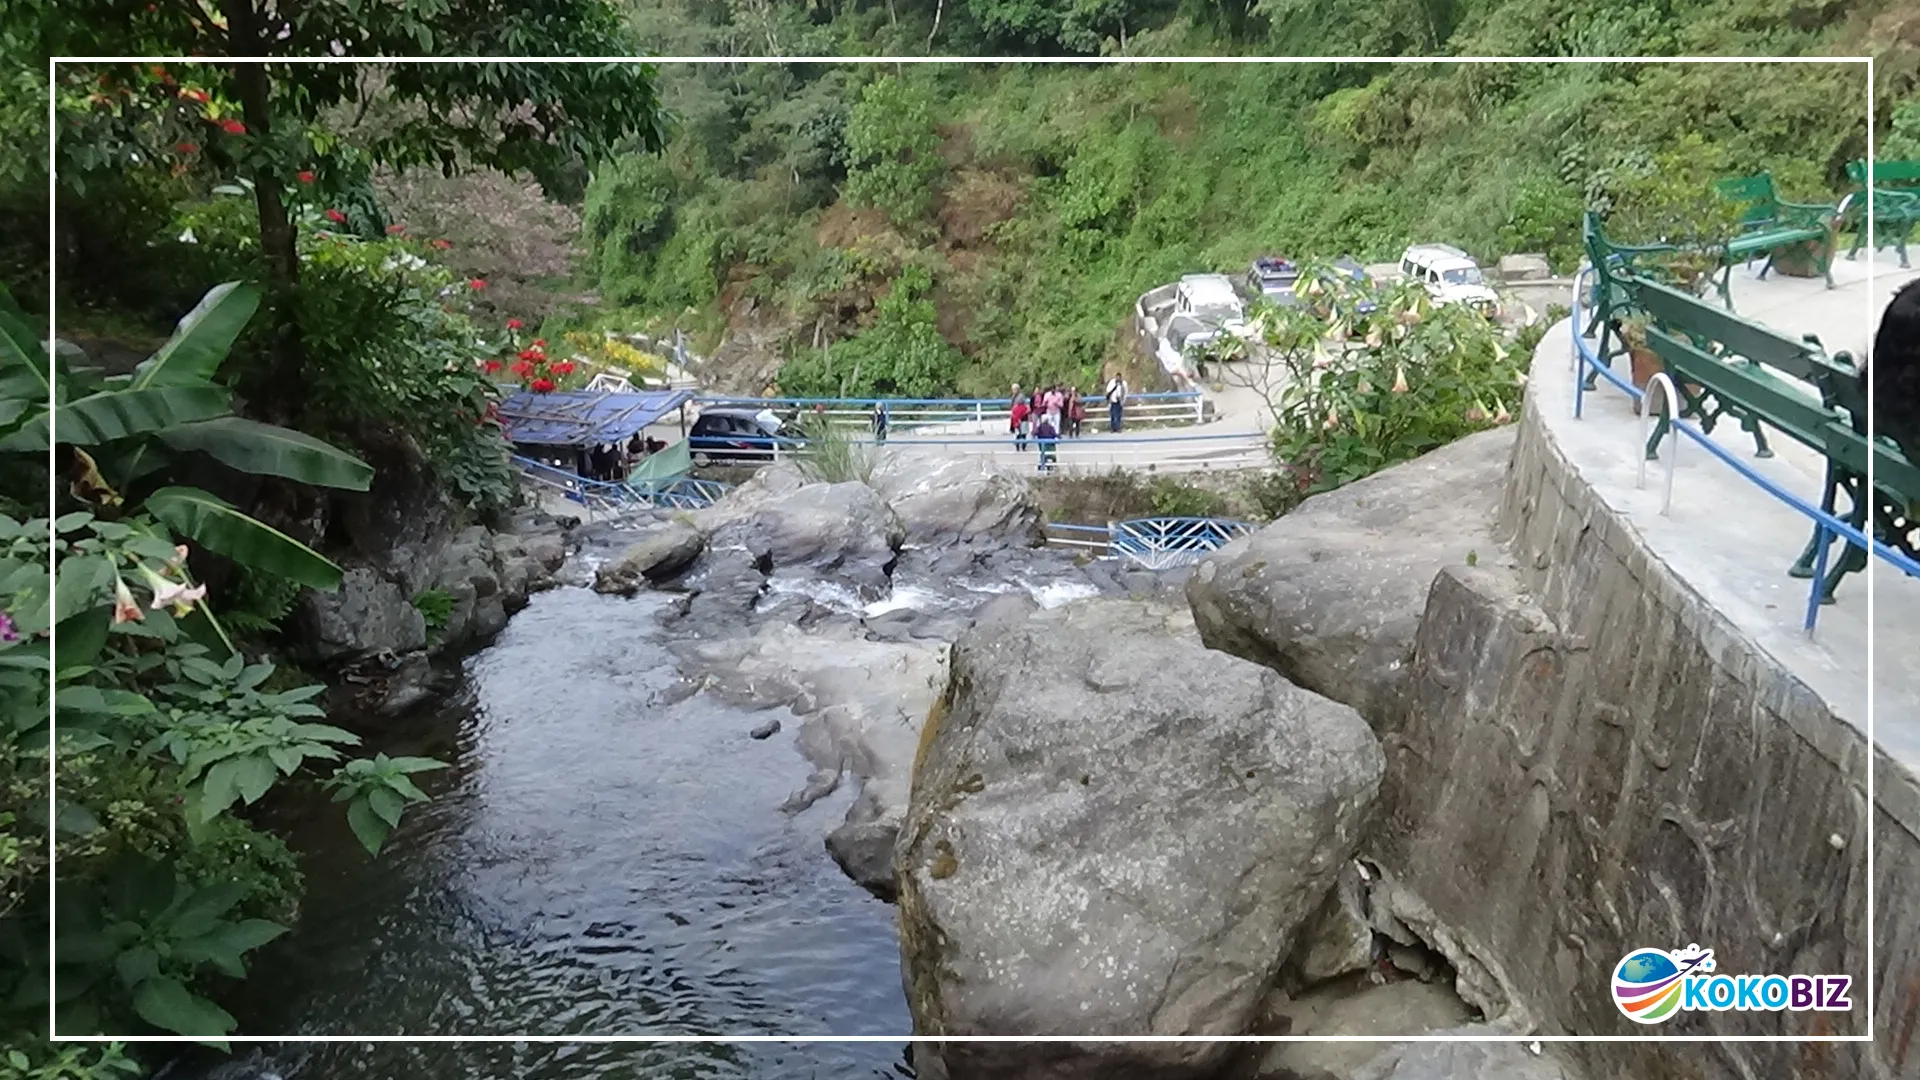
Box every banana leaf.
[160,417,373,491]
[0,284,50,406]
[48,386,232,448]
[130,282,261,390]
[144,486,344,590]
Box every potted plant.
[1617,314,1664,416]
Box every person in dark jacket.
[1866,277,1920,469]
[1034,414,1059,473]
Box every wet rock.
[1186,427,1515,723]
[298,567,427,662]
[1254,983,1477,1080]
[749,718,782,740]
[897,599,1384,1080]
[594,520,706,595]
[375,654,443,717]
[826,821,900,902]
[967,591,1039,630]
[780,765,843,814]
[867,454,1041,547]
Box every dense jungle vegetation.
[577,0,1918,397]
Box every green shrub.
[413,588,455,630]
[843,76,943,226]
[792,413,879,485]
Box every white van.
[1173,273,1252,343]
[1398,245,1500,316]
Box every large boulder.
[297,567,427,662]
[896,599,1385,1080]
[699,478,905,599]
[867,453,1041,547]
[1185,427,1515,723]
[593,520,706,595]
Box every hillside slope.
[577,0,1920,396]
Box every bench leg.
[1791,463,1844,578]
[1740,414,1774,458]
[1715,264,1735,310]
[1899,224,1913,270]
[1814,471,1873,603]
[1756,252,1774,281]
[1847,228,1864,261]
[1643,411,1669,462]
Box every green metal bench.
[1841,160,1920,268]
[1712,172,1837,307]
[1580,209,1680,390]
[1628,272,1917,601]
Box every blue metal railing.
[512,455,730,512]
[1569,264,1920,631]
[1045,517,1256,570]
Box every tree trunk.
[927,0,943,52]
[221,0,305,412]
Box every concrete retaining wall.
[1362,395,1920,1077]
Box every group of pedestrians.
[1007,374,1130,473]
[575,432,667,482]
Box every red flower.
[324,209,347,224]
[551,361,575,375]
[517,348,543,362]
[506,318,524,330]
[483,359,503,373]
[175,142,198,154]
[468,278,487,290]
[532,339,546,348]
[509,359,535,377]
[217,118,246,135]
[430,239,452,250]
[296,170,315,184]
[386,223,406,235]
[530,378,556,393]
[181,88,210,103]
[150,64,167,78]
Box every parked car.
[1243,256,1300,304]
[1174,273,1252,341]
[687,406,804,465]
[1398,244,1500,316]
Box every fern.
[223,566,305,636]
[413,588,455,630]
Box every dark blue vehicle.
[1243,255,1377,314]
[687,406,805,465]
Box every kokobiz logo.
[1611,944,1851,1025]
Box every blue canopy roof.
[498,388,693,448]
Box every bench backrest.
[1845,160,1920,189]
[1643,326,1837,452]
[1822,420,1920,505]
[1715,173,1781,227]
[1625,276,1854,403]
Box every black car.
[1244,256,1299,304]
[687,406,805,465]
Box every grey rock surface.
[698,473,905,599]
[1496,253,1554,282]
[896,599,1384,1080]
[299,567,428,662]
[867,454,1041,547]
[594,520,707,595]
[1186,427,1515,723]
[1350,1038,1570,1080]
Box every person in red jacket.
[1010,395,1032,451]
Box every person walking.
[1010,394,1032,452]
[1034,413,1059,473]
[1068,388,1086,437]
[871,399,890,443]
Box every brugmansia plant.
[1248,259,1524,495]
[0,281,442,1045]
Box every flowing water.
[190,585,915,1080]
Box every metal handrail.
[1044,516,1255,569]
[1569,263,1920,632]
[1636,372,1680,515]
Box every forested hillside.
[576,0,1919,396]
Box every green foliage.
[1887,100,1920,160]
[777,266,963,398]
[412,588,455,630]
[844,76,944,225]
[326,754,445,857]
[0,283,443,1045]
[289,231,516,512]
[1258,260,1523,494]
[1145,478,1230,519]
[790,414,879,485]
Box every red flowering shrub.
[506,318,523,330]
[468,278,486,290]
[217,118,246,135]
[430,239,452,250]
[324,208,347,224]
[297,170,316,184]
[386,223,407,236]
[530,378,556,393]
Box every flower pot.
[1628,343,1663,416]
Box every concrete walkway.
[1538,248,1918,775]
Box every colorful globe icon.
[1614,948,1686,1024]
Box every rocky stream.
[169,444,1579,1080]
